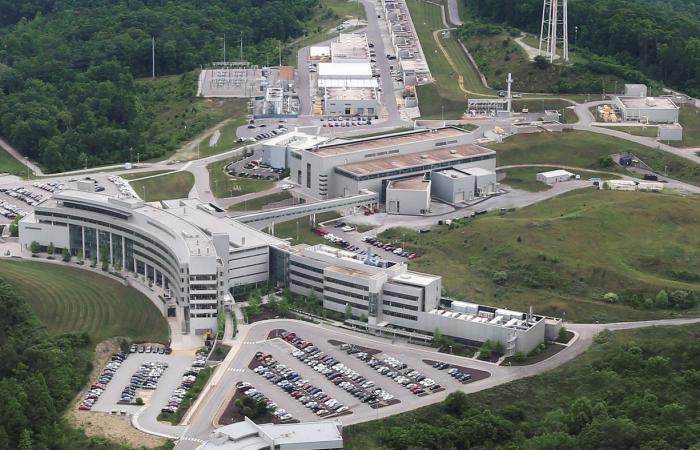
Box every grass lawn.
[512,98,574,113]
[208,156,273,199]
[378,189,700,323]
[0,260,169,343]
[0,148,28,177]
[499,166,617,192]
[344,324,700,449]
[190,108,249,160]
[228,191,292,211]
[270,212,341,244]
[670,105,700,148]
[490,131,700,186]
[498,167,554,192]
[129,171,194,201]
[562,107,579,123]
[136,72,249,161]
[593,125,658,138]
[120,170,174,180]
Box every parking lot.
[217,325,491,426]
[90,348,195,419]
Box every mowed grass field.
[498,166,618,192]
[228,191,292,211]
[0,148,28,177]
[670,105,700,148]
[129,171,194,201]
[593,125,659,138]
[0,260,169,343]
[490,131,700,187]
[380,190,700,323]
[208,156,274,198]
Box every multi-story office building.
[19,191,287,334]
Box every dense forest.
[345,324,700,450]
[0,0,319,172]
[0,277,154,450]
[465,0,700,97]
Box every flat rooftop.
[388,175,430,191]
[618,96,678,110]
[435,168,470,179]
[326,87,377,101]
[391,271,440,287]
[313,127,466,157]
[337,144,494,176]
[457,166,494,176]
[318,62,372,78]
[278,65,294,81]
[326,265,375,279]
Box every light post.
[142,186,147,201]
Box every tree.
[670,289,695,309]
[46,242,54,256]
[433,327,445,346]
[533,55,550,70]
[603,292,618,303]
[478,340,494,360]
[344,303,352,320]
[655,289,669,308]
[246,294,262,318]
[76,249,83,262]
[135,397,144,405]
[61,248,71,262]
[492,270,508,285]
[359,312,367,322]
[18,429,32,450]
[29,241,40,255]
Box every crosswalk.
[226,367,245,373]
[178,436,205,444]
[243,340,267,345]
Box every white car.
[280,184,293,190]
[341,225,355,232]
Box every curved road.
[161,316,700,449]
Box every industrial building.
[262,131,330,169]
[380,0,431,83]
[288,126,496,201]
[313,33,381,117]
[385,175,431,215]
[431,166,497,203]
[203,418,343,450]
[536,169,574,184]
[612,96,680,123]
[288,243,561,354]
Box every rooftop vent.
[419,154,427,159]
[449,149,457,154]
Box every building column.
[133,256,137,274]
[109,233,113,264]
[81,226,85,258]
[95,230,100,262]
[121,236,126,269]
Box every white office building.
[19,191,288,334]
[262,131,331,169]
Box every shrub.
[512,351,526,362]
[492,270,509,285]
[603,292,619,303]
[135,397,144,405]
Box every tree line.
[0,277,173,449]
[0,0,319,172]
[464,0,700,97]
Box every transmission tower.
[538,0,569,63]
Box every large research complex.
[19,191,560,354]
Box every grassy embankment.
[208,156,274,199]
[136,72,249,161]
[0,147,29,177]
[379,189,700,323]
[670,105,700,148]
[491,131,700,187]
[345,323,700,449]
[120,170,174,180]
[129,171,195,201]
[593,125,659,138]
[407,0,494,119]
[228,191,293,211]
[0,260,169,343]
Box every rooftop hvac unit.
[645,97,656,106]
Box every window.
[306,163,311,189]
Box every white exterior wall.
[262,144,288,169]
[430,172,475,203]
[417,313,546,354]
[229,245,270,290]
[19,219,70,250]
[385,188,430,215]
[324,97,379,116]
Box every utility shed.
[536,169,573,184]
[386,175,431,215]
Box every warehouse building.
[613,96,680,123]
[288,243,559,354]
[288,126,495,200]
[385,175,431,215]
[431,166,497,203]
[536,169,574,184]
